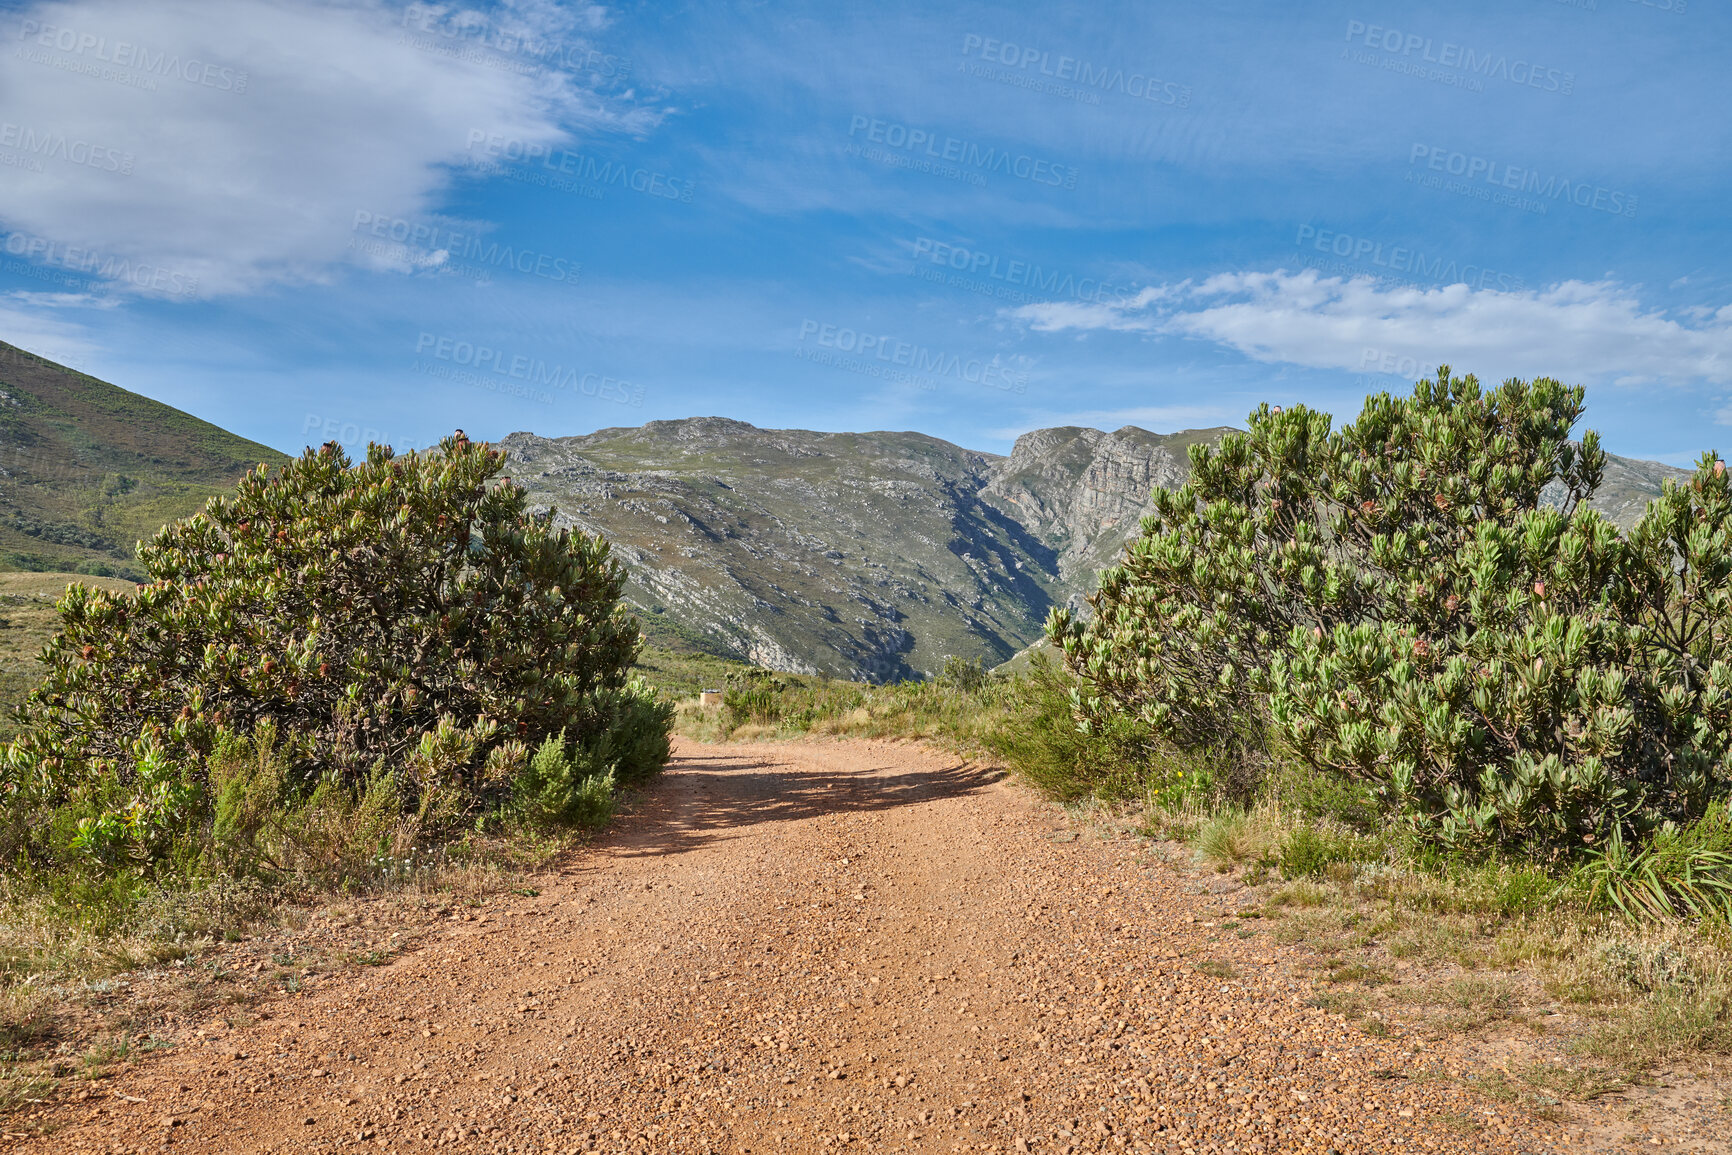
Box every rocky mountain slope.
[504,418,1686,680]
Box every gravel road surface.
[23,739,1671,1153]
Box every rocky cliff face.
[503,418,1683,679]
[982,425,1233,591]
[501,422,1058,681]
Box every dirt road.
[16,739,1673,1153]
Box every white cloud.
[1011,270,1732,386]
[0,0,651,297]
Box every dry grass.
[1070,788,1732,1097]
[1194,806,1290,870]
[1253,863,1732,1086]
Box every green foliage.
[514,733,615,831]
[1277,824,1382,880]
[984,652,1165,802]
[597,678,676,788]
[1053,369,1732,859]
[1267,761,1382,832]
[0,436,670,877]
[513,678,671,828]
[723,670,788,728]
[938,655,988,693]
[1580,821,1732,922]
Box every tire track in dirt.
[17,739,1660,1153]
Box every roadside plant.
[937,655,988,693]
[1,436,667,872]
[1051,368,1732,858]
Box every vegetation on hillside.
[0,341,286,580]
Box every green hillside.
[0,341,286,579]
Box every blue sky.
[0,0,1726,463]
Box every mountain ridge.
[505,416,1688,680]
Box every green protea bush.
[0,435,670,875]
[1050,368,1732,858]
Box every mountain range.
[0,343,1691,680]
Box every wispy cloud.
[1010,271,1732,387]
[0,301,100,370]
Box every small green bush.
[938,655,988,693]
[986,652,1165,802]
[595,678,676,788]
[514,733,615,831]
[1488,865,1559,916]
[723,671,785,728]
[1280,825,1348,879]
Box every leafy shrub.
[985,652,1167,802]
[1052,369,1732,858]
[723,671,786,728]
[1,436,669,875]
[937,655,988,693]
[1267,761,1382,832]
[1280,825,1360,879]
[595,678,676,788]
[514,733,615,831]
